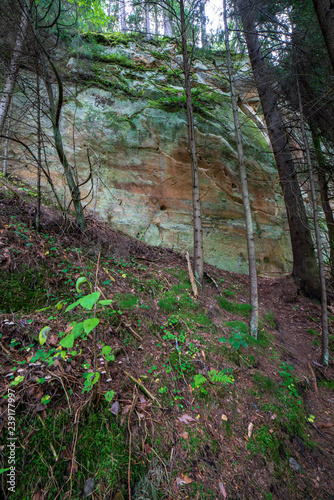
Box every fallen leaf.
[49,334,58,346]
[221,414,228,421]
[178,414,195,424]
[248,422,254,438]
[83,477,95,498]
[180,432,189,439]
[176,474,192,485]
[219,482,227,498]
[32,492,45,500]
[181,473,192,484]
[144,442,151,454]
[110,401,120,416]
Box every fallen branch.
[123,322,143,341]
[124,371,161,407]
[185,251,198,299]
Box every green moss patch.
[217,296,252,316]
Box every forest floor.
[0,180,334,500]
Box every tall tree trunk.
[298,80,329,366]
[41,55,86,231]
[154,5,159,35]
[224,0,258,338]
[180,0,204,285]
[119,0,127,32]
[36,69,42,232]
[311,127,334,279]
[0,7,29,135]
[312,0,334,71]
[2,108,11,175]
[145,2,151,39]
[200,0,207,47]
[237,0,320,299]
[163,2,173,37]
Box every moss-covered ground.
[0,185,333,499]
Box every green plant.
[116,293,139,310]
[192,369,234,394]
[307,327,320,336]
[219,329,248,350]
[158,296,177,312]
[37,283,114,395]
[278,362,300,399]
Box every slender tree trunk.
[2,108,11,175]
[224,0,258,338]
[119,0,127,32]
[237,0,320,299]
[163,2,173,37]
[311,127,334,280]
[145,2,151,39]
[180,0,204,285]
[41,55,86,231]
[0,7,29,135]
[297,80,329,366]
[200,0,207,47]
[154,5,159,35]
[36,70,41,232]
[312,0,334,71]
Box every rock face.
[12,34,293,274]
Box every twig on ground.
[124,371,161,407]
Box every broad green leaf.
[0,468,10,474]
[219,337,228,343]
[101,346,112,356]
[78,292,100,310]
[10,376,24,386]
[72,322,84,338]
[83,317,99,334]
[39,326,51,346]
[65,299,80,312]
[98,299,113,306]
[102,345,115,362]
[76,276,88,293]
[59,332,75,349]
[105,390,115,402]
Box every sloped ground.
[0,184,333,500]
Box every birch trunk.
[238,0,320,299]
[180,0,204,285]
[163,2,173,37]
[297,79,329,366]
[145,2,151,39]
[200,0,207,47]
[0,8,29,135]
[224,0,258,338]
[119,0,127,32]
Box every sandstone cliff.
[9,34,292,274]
